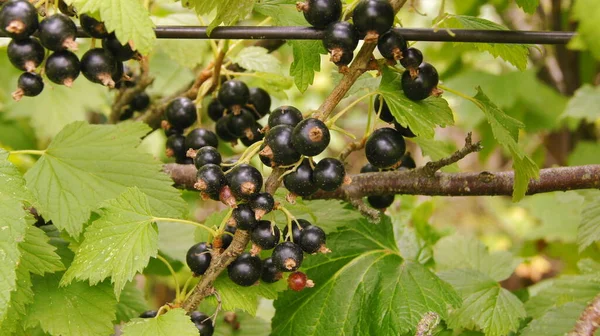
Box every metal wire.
[0,26,575,44]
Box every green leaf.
[25,273,117,336]
[153,14,209,69]
[439,15,530,70]
[0,149,34,203]
[569,141,600,165]
[207,0,256,34]
[521,192,583,243]
[411,137,459,172]
[213,312,270,336]
[115,282,149,324]
[521,302,587,336]
[515,0,539,13]
[573,0,600,60]
[272,216,460,335]
[562,84,600,121]
[378,67,454,138]
[231,46,281,73]
[121,308,199,336]
[19,225,64,275]
[158,221,197,263]
[0,266,33,336]
[180,0,216,15]
[25,121,186,237]
[62,188,158,297]
[579,195,600,252]
[525,274,600,318]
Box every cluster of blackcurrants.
[139,310,214,336]
[0,0,138,100]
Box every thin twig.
[339,138,367,162]
[568,293,600,336]
[418,132,481,176]
[110,56,154,123]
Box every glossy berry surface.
[367,194,395,209]
[394,122,416,138]
[283,158,319,197]
[38,14,77,51]
[399,152,416,169]
[401,62,439,101]
[365,127,406,168]
[247,87,271,118]
[139,310,157,318]
[313,158,346,191]
[0,0,39,40]
[195,163,227,200]
[299,225,327,254]
[373,95,394,123]
[283,219,310,243]
[249,192,275,218]
[323,21,359,64]
[207,99,225,122]
[261,257,282,283]
[352,0,394,37]
[185,128,219,150]
[399,47,423,69]
[227,252,262,286]
[193,146,222,169]
[377,30,407,61]
[300,0,342,29]
[221,225,236,250]
[7,38,45,72]
[272,242,304,272]
[79,14,108,38]
[268,106,303,128]
[240,122,264,147]
[186,242,211,275]
[166,134,186,160]
[231,203,257,230]
[288,271,310,291]
[131,92,150,111]
[45,50,80,86]
[218,80,250,109]
[333,48,354,66]
[226,164,263,200]
[216,116,238,143]
[262,125,301,166]
[251,220,281,250]
[102,33,136,61]
[292,118,330,156]
[190,312,214,336]
[166,97,197,130]
[227,108,256,138]
[81,48,117,87]
[13,72,43,100]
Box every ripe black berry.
[166,134,186,160]
[247,87,271,118]
[193,146,222,169]
[399,152,416,169]
[58,0,76,17]
[299,225,327,254]
[0,0,38,40]
[399,47,423,69]
[240,123,264,147]
[323,21,359,65]
[231,203,257,230]
[283,219,310,243]
[298,0,342,29]
[227,108,256,138]
[272,242,304,272]
[190,311,214,336]
[333,48,354,67]
[139,310,157,318]
[313,158,346,191]
[195,163,227,200]
[367,194,395,209]
[248,192,275,219]
[186,242,211,275]
[377,30,407,61]
[221,225,236,250]
[365,127,406,168]
[216,116,238,143]
[251,220,281,250]
[7,37,44,72]
[185,128,219,151]
[131,92,150,111]
[228,252,262,286]
[283,159,318,197]
[166,97,197,130]
[102,33,136,61]
[288,271,314,291]
[258,143,273,167]
[292,118,330,156]
[226,164,263,200]
[360,162,381,174]
[401,62,439,101]
[373,95,394,123]
[119,108,134,121]
[45,50,80,87]
[38,14,77,51]
[79,14,108,39]
[394,121,416,138]
[261,125,301,167]
[261,257,282,283]
[352,0,394,41]
[81,48,117,88]
[12,72,43,101]
[218,80,250,110]
[207,99,225,122]
[268,106,303,128]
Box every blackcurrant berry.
[377,30,407,61]
[102,33,136,61]
[221,225,236,250]
[185,128,219,151]
[227,108,256,138]
[12,72,43,101]
[226,163,263,200]
[298,0,342,29]
[119,107,134,121]
[251,220,281,250]
[323,21,359,65]
[248,192,275,219]
[272,242,304,272]
[215,116,238,143]
[240,123,264,147]
[131,92,150,111]
[38,14,77,51]
[367,194,395,209]
[352,0,394,40]
[258,143,273,167]
[176,157,193,165]
[139,310,157,318]
[292,118,330,156]
[0,0,38,40]
[401,62,439,101]
[81,48,117,88]
[268,106,303,128]
[207,99,225,122]
[231,203,257,230]
[261,257,282,283]
[7,37,44,72]
[394,121,416,138]
[299,225,327,254]
[45,50,80,87]
[195,163,227,201]
[261,125,301,167]
[190,312,214,336]
[227,252,262,286]
[313,158,346,191]
[218,80,250,110]
[247,87,271,118]
[333,48,354,67]
[193,146,222,169]
[186,242,211,275]
[399,152,416,169]
[283,219,310,243]
[360,162,381,174]
[166,134,186,160]
[79,14,108,39]
[288,271,314,291]
[373,95,394,123]
[165,128,183,137]
[283,158,319,197]
[365,127,406,168]
[166,97,197,130]
[399,47,423,69]
[58,0,77,17]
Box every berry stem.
[276,205,297,242]
[152,217,217,236]
[156,254,181,301]
[9,149,46,156]
[222,140,264,171]
[326,91,378,126]
[218,208,234,232]
[179,275,195,302]
[329,124,357,139]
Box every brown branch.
[568,293,600,336]
[110,57,154,123]
[419,133,481,176]
[339,138,366,161]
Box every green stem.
[9,150,46,156]
[179,276,195,302]
[156,254,181,301]
[330,125,357,139]
[152,217,217,236]
[438,84,483,109]
[364,95,375,138]
[277,206,297,242]
[218,208,234,232]
[326,91,378,126]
